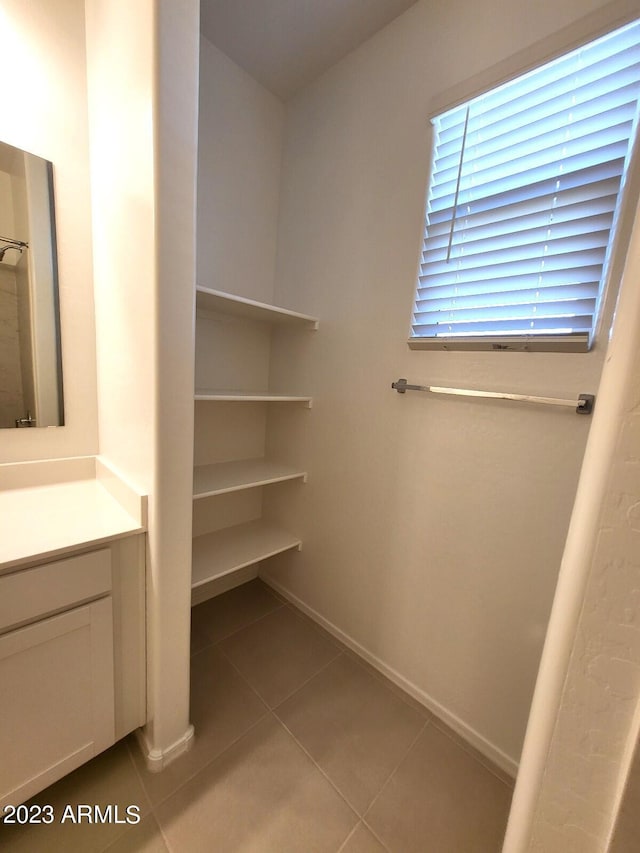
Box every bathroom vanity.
[0,456,147,809]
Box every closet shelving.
[193,458,307,500]
[192,520,302,589]
[196,286,319,328]
[194,391,312,404]
[192,286,318,596]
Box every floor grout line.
[273,711,362,822]
[129,627,343,809]
[335,821,361,853]
[210,597,433,837]
[89,742,157,853]
[429,718,516,790]
[362,717,431,824]
[361,818,394,853]
[269,647,344,709]
[124,737,156,816]
[89,793,169,853]
[214,633,378,830]
[219,636,417,837]
[122,742,174,850]
[95,823,138,853]
[213,618,345,713]
[214,644,280,713]
[191,600,286,656]
[150,605,352,812]
[138,678,360,850]
[128,694,269,813]
[281,600,350,653]
[341,647,434,722]
[152,812,174,853]
[360,816,394,853]
[262,587,514,789]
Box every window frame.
[407,9,640,353]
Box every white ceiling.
[200,0,419,101]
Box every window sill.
[407,334,590,353]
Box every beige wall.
[195,38,285,554]
[197,37,284,303]
[85,0,199,763]
[0,171,15,239]
[261,0,637,772]
[518,212,640,851]
[0,0,198,764]
[85,0,156,493]
[0,0,98,458]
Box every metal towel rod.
[391,378,595,415]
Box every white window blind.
[411,19,640,350]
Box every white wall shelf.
[195,390,312,406]
[196,286,319,329]
[192,285,317,602]
[193,458,308,499]
[191,519,302,589]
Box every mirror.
[0,140,63,428]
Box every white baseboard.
[135,723,195,773]
[260,573,519,779]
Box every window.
[410,20,640,351]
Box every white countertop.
[0,457,146,573]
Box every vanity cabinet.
[0,600,113,805]
[0,460,147,810]
[0,549,115,808]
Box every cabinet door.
[0,597,115,809]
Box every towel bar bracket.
[577,394,595,415]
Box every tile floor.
[0,579,513,852]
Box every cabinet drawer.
[0,549,111,633]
